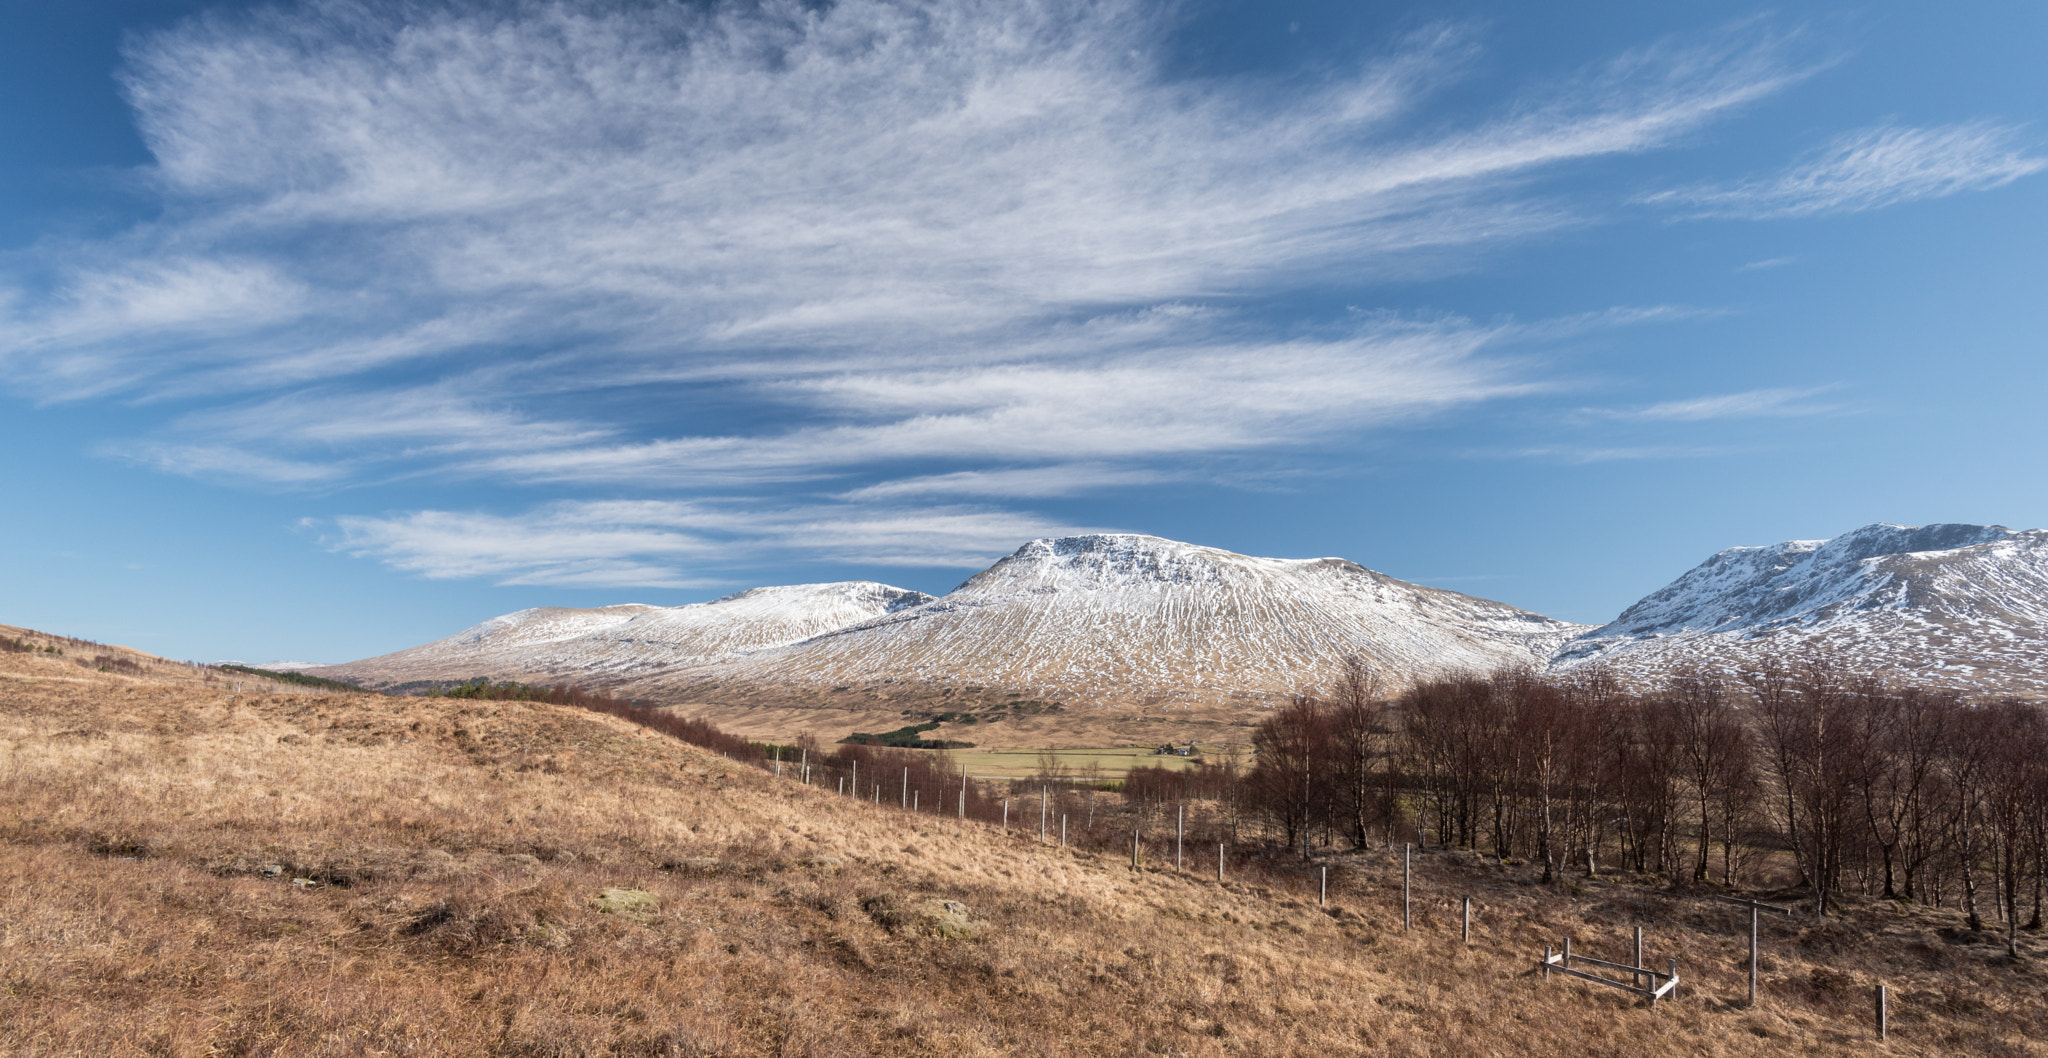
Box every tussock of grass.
[1,653,2043,1056]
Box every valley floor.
[2,655,2043,1056]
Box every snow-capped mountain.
[313,534,1585,707]
[1552,523,2048,694]
[306,581,933,689]
[625,534,1585,707]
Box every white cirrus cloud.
[1589,385,1847,423]
[0,0,1807,407]
[332,499,1092,587]
[1646,121,2046,219]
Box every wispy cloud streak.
[1588,385,1846,422]
[1647,121,2046,218]
[333,500,1091,587]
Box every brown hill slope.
[1,638,2042,1056]
[0,621,325,694]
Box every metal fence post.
[1403,843,1412,932]
[1749,906,1759,1006]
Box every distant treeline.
[218,664,368,693]
[841,718,975,749]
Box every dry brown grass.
[3,650,2044,1057]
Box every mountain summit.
[1554,522,2048,694]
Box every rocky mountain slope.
[307,582,932,690]
[1553,523,2048,695]
[313,535,1585,709]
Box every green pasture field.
[953,744,1239,779]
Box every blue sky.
[3,0,2044,664]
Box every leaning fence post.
[1403,843,1412,932]
[1876,983,1888,1040]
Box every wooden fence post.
[912,789,918,812]
[1218,843,1225,883]
[1132,829,1140,870]
[1177,806,1184,872]
[1543,944,1552,980]
[1061,815,1067,848]
[1463,896,1471,944]
[902,768,908,809]
[1040,787,1048,845]
[1320,866,1327,907]
[1634,926,1645,991]
[1876,983,1888,1040]
[1002,800,1008,833]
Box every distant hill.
[306,581,933,691]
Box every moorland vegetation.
[2,635,2044,1055]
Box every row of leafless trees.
[1235,655,2048,954]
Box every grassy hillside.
[1,644,2042,1056]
